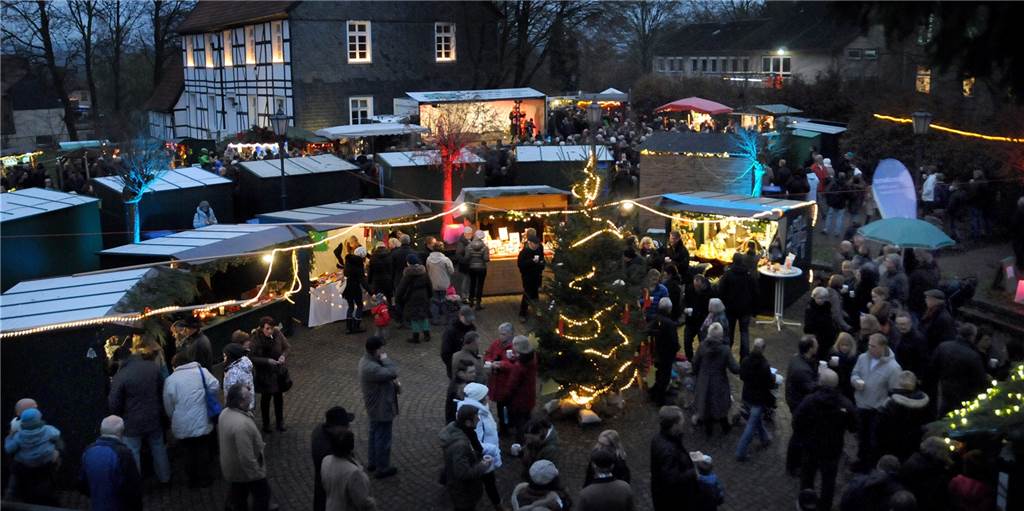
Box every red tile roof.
[176,0,296,34]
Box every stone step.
[958,304,1024,337]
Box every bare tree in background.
[100,0,141,113]
[1,0,80,140]
[617,0,680,74]
[66,0,101,121]
[114,136,172,243]
[491,1,600,87]
[684,0,765,23]
[150,0,192,86]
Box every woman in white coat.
[456,382,503,509]
[163,351,220,488]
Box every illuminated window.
[916,66,931,94]
[435,22,455,62]
[863,49,878,60]
[272,21,284,63]
[347,21,371,63]
[204,34,214,68]
[222,30,233,66]
[349,96,373,124]
[185,37,195,67]
[962,77,975,97]
[245,26,255,64]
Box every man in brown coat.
[578,449,634,511]
[219,383,271,510]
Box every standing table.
[756,266,803,331]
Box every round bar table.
[756,266,804,331]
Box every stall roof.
[93,166,231,193]
[789,121,847,135]
[639,132,740,154]
[514,145,613,162]
[658,191,814,218]
[376,149,483,168]
[406,88,545,103]
[257,198,432,227]
[58,140,110,151]
[0,188,98,224]
[655,97,732,115]
[753,104,803,115]
[456,185,570,204]
[237,154,357,178]
[791,129,821,139]
[100,224,300,262]
[314,123,429,139]
[0,268,153,332]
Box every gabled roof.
[237,154,357,178]
[0,268,154,333]
[376,149,482,168]
[100,224,300,262]
[176,0,297,34]
[514,145,613,163]
[639,132,740,154]
[0,188,98,224]
[753,104,803,115]
[407,88,545,103]
[315,123,429,139]
[93,167,231,194]
[143,58,184,113]
[257,198,432,227]
[658,191,814,218]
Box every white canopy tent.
[314,123,429,139]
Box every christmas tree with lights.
[937,363,1024,439]
[533,156,642,408]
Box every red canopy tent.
[655,97,733,115]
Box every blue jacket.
[645,283,669,319]
[4,423,61,466]
[79,436,142,511]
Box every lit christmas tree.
[937,363,1024,439]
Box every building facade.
[151,0,499,141]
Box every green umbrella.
[857,218,955,249]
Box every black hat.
[222,343,247,361]
[325,406,355,427]
[365,336,385,353]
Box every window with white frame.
[204,34,215,67]
[248,96,259,127]
[185,37,195,67]
[761,56,791,74]
[222,30,234,66]
[208,95,217,131]
[347,21,371,63]
[691,58,698,72]
[847,49,863,60]
[272,21,284,63]
[349,96,373,124]
[245,25,256,64]
[435,22,455,62]
[655,57,665,71]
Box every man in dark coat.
[682,274,714,360]
[311,406,354,511]
[930,323,988,416]
[108,347,170,484]
[793,369,857,511]
[650,406,701,511]
[516,234,546,322]
[920,289,956,351]
[358,337,399,479]
[78,415,143,511]
[394,254,433,344]
[876,371,931,462]
[785,335,819,475]
[892,312,929,379]
[839,455,904,511]
[389,234,414,300]
[663,231,690,279]
[718,254,758,360]
[648,298,680,406]
[441,306,477,379]
[440,405,491,511]
[906,250,941,316]
[175,318,213,370]
[736,338,776,461]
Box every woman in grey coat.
[693,322,740,437]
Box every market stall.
[235,154,360,220]
[654,96,733,131]
[456,186,569,296]
[548,88,629,111]
[314,122,429,156]
[731,104,803,132]
[409,88,547,142]
[512,145,613,190]
[91,166,233,247]
[656,191,815,310]
[376,148,484,202]
[0,188,102,291]
[257,198,433,326]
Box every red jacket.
[812,163,829,192]
[495,353,537,413]
[484,339,514,402]
[948,475,994,511]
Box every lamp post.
[269,108,290,211]
[911,111,932,187]
[587,101,602,163]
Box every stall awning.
[457,186,570,213]
[100,224,302,262]
[286,126,330,143]
[753,104,803,115]
[0,268,153,332]
[658,191,814,218]
[315,123,429,139]
[514,145,613,162]
[376,149,483,168]
[655,97,733,115]
[93,166,231,193]
[789,121,847,135]
[58,140,110,151]
[791,129,821,139]
[0,188,98,224]
[407,88,545,104]
[257,198,432,227]
[237,154,357,178]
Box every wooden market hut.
[235,154,361,220]
[376,149,485,203]
[0,188,102,291]
[512,144,613,190]
[91,166,233,247]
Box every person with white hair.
[792,367,857,511]
[79,415,142,509]
[484,323,516,434]
[342,244,370,334]
[649,297,681,406]
[699,298,730,342]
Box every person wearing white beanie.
[456,382,504,507]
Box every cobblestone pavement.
[61,294,859,511]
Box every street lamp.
[911,111,932,187]
[587,101,602,161]
[269,108,290,211]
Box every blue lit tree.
[731,128,786,197]
[113,136,172,243]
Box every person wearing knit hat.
[456,382,504,507]
[511,459,570,510]
[4,407,63,503]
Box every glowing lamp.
[442,223,465,245]
[261,253,275,264]
[776,48,786,55]
[458,203,469,214]
[621,201,634,212]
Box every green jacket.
[439,422,487,509]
